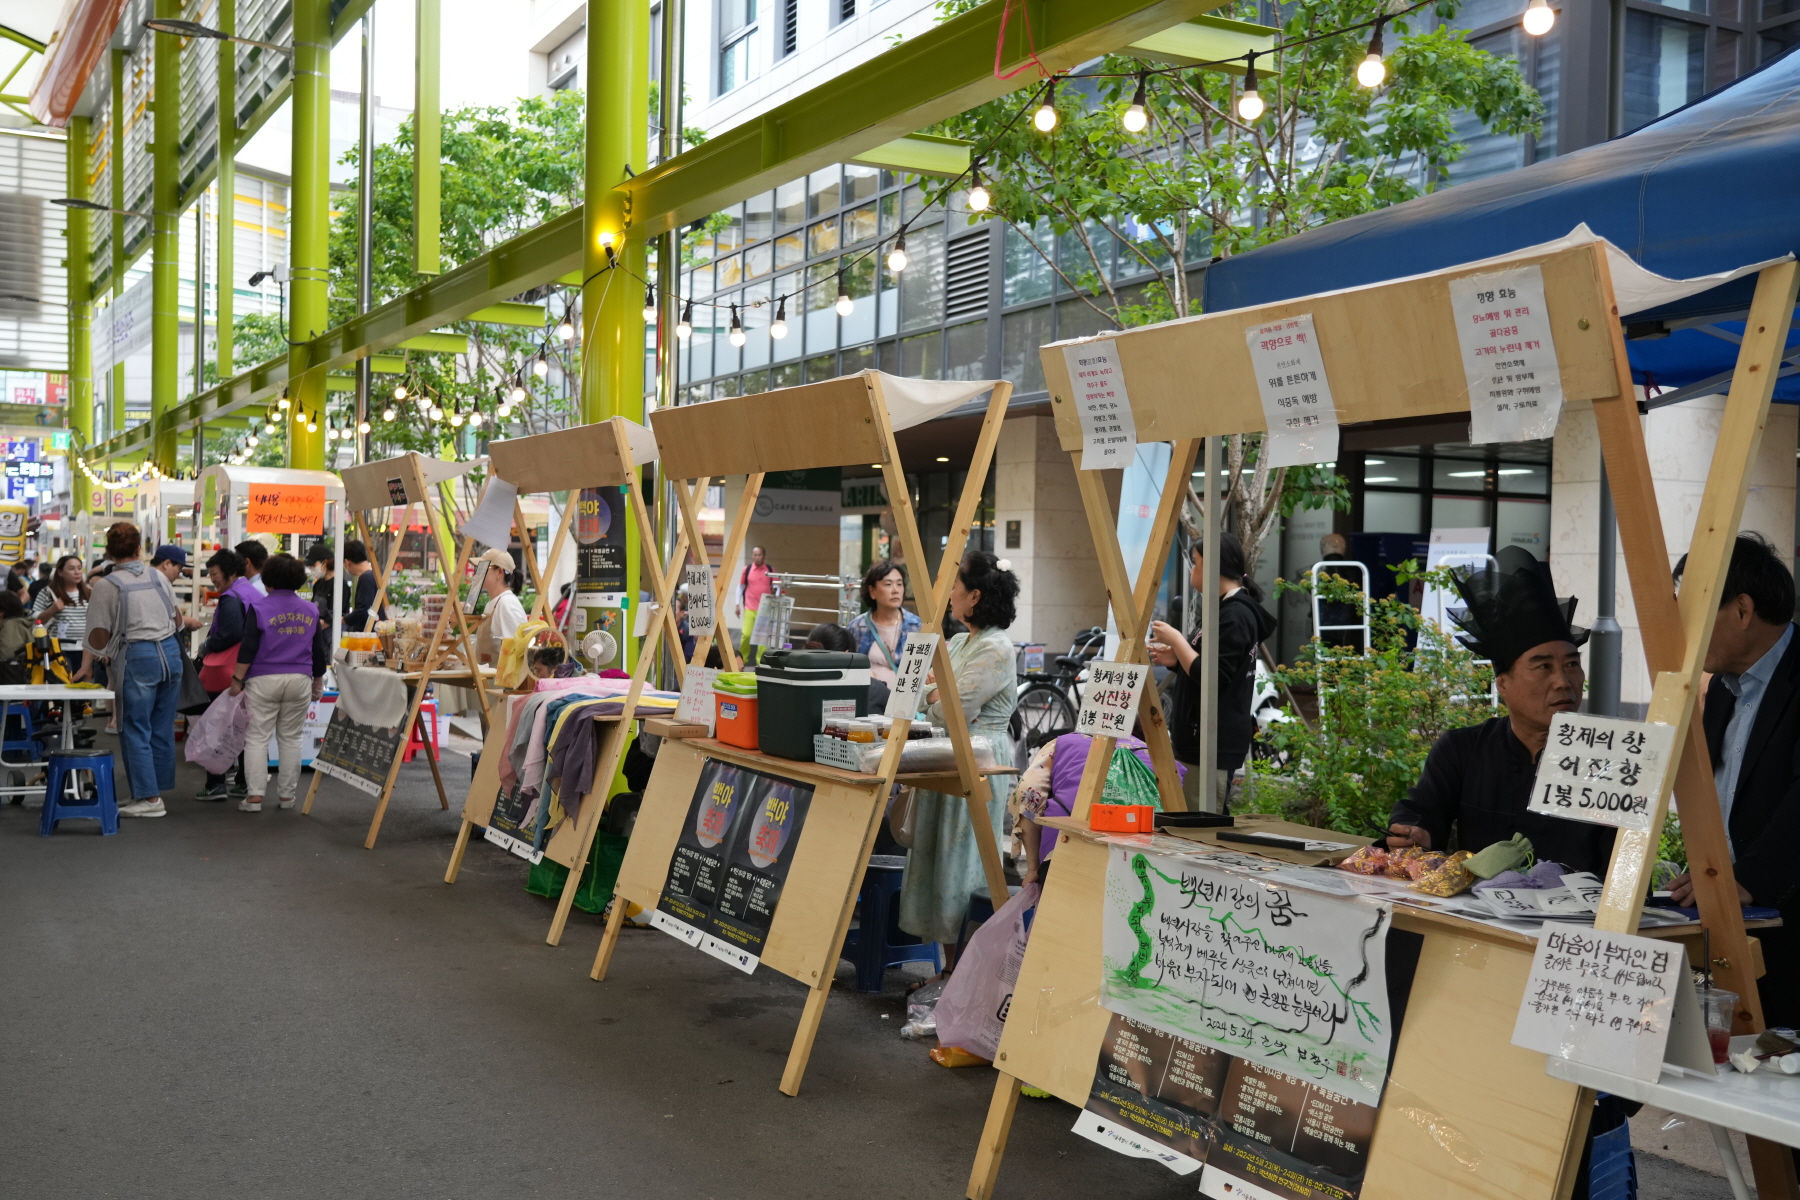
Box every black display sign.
[312,683,416,796]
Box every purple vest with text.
[246,590,319,679]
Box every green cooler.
[754,649,871,760]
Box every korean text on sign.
[1062,340,1139,471]
[683,562,716,637]
[1075,661,1150,739]
[1448,265,1565,444]
[1525,712,1676,832]
[1244,314,1339,469]
[1512,926,1687,1083]
[245,484,327,535]
[884,633,941,720]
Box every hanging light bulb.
[263,419,276,435]
[770,297,789,340]
[416,393,433,414]
[556,313,576,341]
[1522,0,1555,36]
[325,425,338,442]
[676,301,694,340]
[1238,52,1265,122]
[967,161,990,213]
[728,303,746,348]
[449,409,465,427]
[509,383,526,404]
[1121,72,1149,133]
[382,405,396,421]
[393,383,407,400]
[467,410,483,428]
[306,416,319,434]
[246,434,259,449]
[532,355,550,378]
[294,405,306,424]
[835,277,854,317]
[358,420,371,434]
[642,283,657,323]
[496,401,512,419]
[1357,19,1387,89]
[429,404,444,421]
[887,235,909,273]
[1033,80,1059,132]
[277,394,290,411]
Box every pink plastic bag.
[933,880,1041,1061]
[183,689,251,775]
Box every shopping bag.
[932,880,1041,1061]
[177,647,212,715]
[183,689,252,774]
[199,646,238,692]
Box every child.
[528,645,567,679]
[227,553,330,813]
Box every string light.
[277,394,290,410]
[496,399,512,419]
[642,283,657,323]
[305,415,318,434]
[835,276,854,317]
[429,404,444,421]
[1121,72,1149,133]
[770,297,789,340]
[556,314,576,341]
[967,161,990,213]
[1357,18,1387,88]
[246,434,259,448]
[676,301,693,340]
[508,383,526,404]
[1033,80,1058,132]
[393,383,407,400]
[887,235,908,272]
[728,303,746,348]
[1522,0,1555,35]
[1238,52,1265,121]
[532,355,550,378]
[325,425,337,441]
[382,405,396,421]
[467,410,483,428]
[449,409,465,427]
[358,420,371,434]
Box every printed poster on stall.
[1099,844,1393,1105]
[312,683,418,797]
[1449,265,1564,444]
[654,759,814,974]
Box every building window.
[835,0,856,24]
[777,0,798,58]
[1624,8,1707,130]
[720,0,760,94]
[1440,6,1560,180]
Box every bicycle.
[1008,626,1104,767]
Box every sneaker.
[277,797,296,810]
[119,798,167,818]
[229,781,250,799]
[195,782,230,802]
[238,798,263,813]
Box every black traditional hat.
[1446,546,1587,674]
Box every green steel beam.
[370,354,405,373]
[67,115,93,515]
[151,0,182,472]
[414,0,441,275]
[0,24,46,53]
[398,332,469,354]
[850,132,972,180]
[215,0,237,393]
[1126,13,1276,71]
[288,0,331,469]
[466,302,548,327]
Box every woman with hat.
[474,547,527,665]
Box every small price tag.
[676,665,718,732]
[684,563,715,636]
[1074,661,1150,738]
[885,633,941,719]
[1526,713,1676,832]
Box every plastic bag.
[183,689,251,774]
[899,978,946,1040]
[496,619,550,690]
[934,880,1041,1061]
[851,736,1000,775]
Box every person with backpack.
[737,545,772,664]
[85,522,185,818]
[227,553,330,813]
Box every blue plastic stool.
[1586,1097,1638,1200]
[2,700,38,764]
[39,749,119,836]
[843,854,939,992]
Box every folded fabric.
[335,664,409,729]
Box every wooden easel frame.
[442,417,692,946]
[589,371,1016,1096]
[300,452,488,848]
[965,243,1800,1200]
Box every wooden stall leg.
[444,817,475,884]
[1747,1136,1799,1200]
[966,1071,1023,1200]
[590,891,629,981]
[549,725,630,947]
[1554,1089,1597,1200]
[419,710,449,809]
[299,767,323,815]
[779,980,835,1097]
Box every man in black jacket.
[1670,533,1800,1027]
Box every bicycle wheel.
[1010,681,1078,768]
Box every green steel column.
[287,0,331,470]
[150,0,181,473]
[109,49,125,444]
[583,0,650,429]
[67,116,94,517]
[216,0,235,379]
[414,0,440,276]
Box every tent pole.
[1588,459,1621,716]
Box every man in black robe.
[1386,547,1615,876]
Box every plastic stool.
[38,749,119,836]
[402,700,439,763]
[843,854,939,992]
[2,700,38,764]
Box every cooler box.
[714,673,760,750]
[755,649,871,760]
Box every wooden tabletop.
[677,736,1018,792]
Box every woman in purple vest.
[1014,732,1183,884]
[195,548,258,801]
[227,553,330,813]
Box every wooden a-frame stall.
[300,451,491,848]
[589,371,1018,1096]
[964,240,1800,1200]
[444,416,691,947]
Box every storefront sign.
[1245,314,1340,468]
[1526,713,1676,832]
[245,484,326,535]
[884,632,940,719]
[1449,265,1565,444]
[1063,338,1138,470]
[751,489,840,526]
[1075,661,1150,739]
[683,562,716,636]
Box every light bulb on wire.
[1033,80,1059,132]
[382,405,396,421]
[770,297,789,340]
[508,383,526,404]
[556,314,576,341]
[450,409,464,428]
[835,279,854,317]
[532,356,550,378]
[676,301,693,340]
[1121,72,1149,133]
[358,420,371,435]
[1522,0,1555,35]
[1238,52,1265,122]
[393,383,407,400]
[306,417,318,434]
[429,405,444,422]
[467,410,483,428]
[246,435,259,449]
[887,235,909,273]
[967,161,990,213]
[325,426,338,442]
[728,304,746,348]
[642,284,657,324]
[277,395,290,411]
[1357,19,1387,89]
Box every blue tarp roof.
[1202,48,1800,402]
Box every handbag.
[199,646,238,693]
[178,647,213,714]
[886,785,920,849]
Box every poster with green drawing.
[1099,844,1393,1106]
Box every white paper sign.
[821,698,858,729]
[1245,314,1340,468]
[749,594,794,648]
[1074,660,1150,739]
[1527,713,1677,832]
[1511,926,1686,1083]
[1450,265,1565,443]
[633,599,659,637]
[683,562,715,637]
[1070,1110,1202,1177]
[884,633,940,719]
[482,824,545,865]
[675,665,718,732]
[1063,340,1138,470]
[458,477,519,548]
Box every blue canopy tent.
[1202,47,1800,408]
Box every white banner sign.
[1245,314,1340,468]
[1063,340,1138,470]
[1074,660,1150,739]
[675,665,718,731]
[93,273,154,374]
[1512,926,1693,1083]
[1527,713,1677,832]
[1100,845,1394,1105]
[458,478,519,548]
[1450,265,1565,444]
[683,562,715,637]
[884,632,940,719]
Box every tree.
[931,0,1543,578]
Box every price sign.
[1245,313,1339,468]
[1526,713,1676,832]
[684,563,715,636]
[884,633,940,719]
[675,665,718,732]
[1075,661,1150,739]
[245,484,326,535]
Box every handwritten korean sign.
[884,632,940,720]
[683,562,716,637]
[1100,845,1393,1105]
[1526,713,1676,832]
[1245,314,1339,469]
[675,665,718,732]
[1512,926,1684,1083]
[1063,339,1138,471]
[1075,660,1150,739]
[245,484,326,535]
[1449,265,1565,444]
